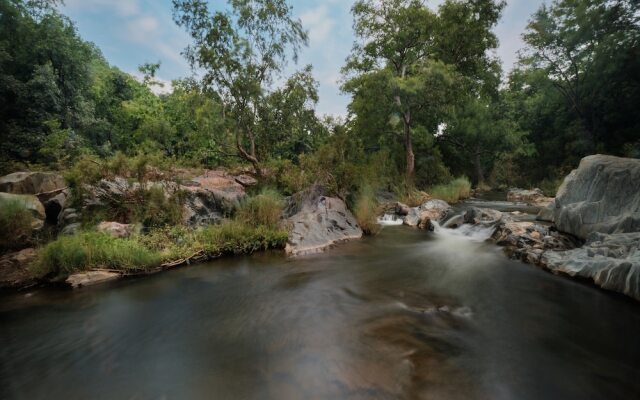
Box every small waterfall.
[377,213,403,226]
[431,217,496,243]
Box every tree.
[172,0,308,176]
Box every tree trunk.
[236,129,262,178]
[474,151,484,185]
[404,121,414,178]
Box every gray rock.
[43,191,69,224]
[96,221,134,239]
[463,207,503,226]
[536,200,555,223]
[66,270,121,288]
[0,192,45,229]
[553,155,640,239]
[402,199,451,229]
[285,185,362,256]
[0,171,66,194]
[0,248,37,289]
[507,188,553,207]
[541,232,640,300]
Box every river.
[2,200,640,399]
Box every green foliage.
[235,189,284,228]
[429,176,472,204]
[196,222,288,256]
[32,231,161,277]
[0,198,34,252]
[353,185,381,235]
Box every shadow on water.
[1,225,640,399]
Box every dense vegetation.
[1,0,638,275]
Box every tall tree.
[172,0,308,176]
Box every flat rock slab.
[0,171,65,195]
[66,271,121,288]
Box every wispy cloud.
[300,5,336,45]
[65,0,140,17]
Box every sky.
[61,0,547,117]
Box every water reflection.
[1,227,640,399]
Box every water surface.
[2,220,640,399]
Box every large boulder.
[284,185,362,256]
[541,232,640,300]
[553,155,640,239]
[402,199,451,229]
[0,171,66,195]
[0,192,45,229]
[181,170,247,226]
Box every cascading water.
[377,213,403,226]
[431,216,497,243]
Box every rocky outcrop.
[0,248,37,290]
[97,221,134,238]
[0,192,45,230]
[492,220,581,265]
[507,188,553,207]
[553,155,640,239]
[402,200,452,230]
[541,232,640,300]
[181,170,247,226]
[536,200,555,223]
[66,270,121,288]
[284,185,362,256]
[0,171,66,195]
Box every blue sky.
[61,0,546,117]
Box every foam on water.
[377,213,403,226]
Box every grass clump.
[0,198,35,252]
[235,189,284,228]
[31,231,161,278]
[353,185,381,235]
[429,177,472,204]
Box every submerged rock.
[541,232,640,300]
[66,270,121,288]
[553,155,640,239]
[284,185,362,256]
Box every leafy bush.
[429,176,472,203]
[236,188,284,228]
[32,232,161,277]
[0,198,34,252]
[353,185,381,235]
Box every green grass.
[353,185,381,235]
[31,231,161,277]
[429,177,472,204]
[235,188,284,228]
[0,198,34,252]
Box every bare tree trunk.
[474,151,484,185]
[236,129,261,177]
[404,120,414,179]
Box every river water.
[2,202,640,399]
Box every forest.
[1,0,637,195]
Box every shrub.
[235,188,284,228]
[539,177,563,197]
[0,198,34,252]
[353,185,381,235]
[393,181,431,207]
[198,222,288,255]
[32,231,161,277]
[429,176,472,204]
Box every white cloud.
[64,0,140,17]
[300,6,336,45]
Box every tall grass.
[353,185,381,235]
[0,198,34,252]
[31,231,161,277]
[429,177,472,204]
[235,188,283,228]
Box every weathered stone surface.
[553,155,640,239]
[491,220,580,264]
[66,270,121,288]
[0,248,37,289]
[42,190,69,224]
[536,200,555,223]
[285,185,362,256]
[97,221,134,238]
[507,188,553,207]
[0,171,65,195]
[0,192,45,229]
[541,232,640,300]
[234,174,258,187]
[402,199,451,229]
[463,207,503,226]
[181,170,247,226]
[395,202,411,216]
